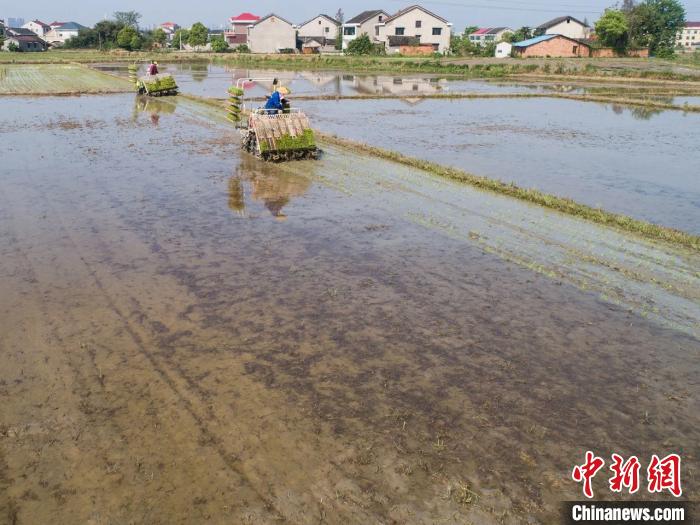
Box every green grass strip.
[317,132,700,252]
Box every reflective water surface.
[0,94,698,525]
[298,96,700,233]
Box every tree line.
[63,11,231,52]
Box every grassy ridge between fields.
[316,132,700,252]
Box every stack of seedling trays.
[137,74,179,97]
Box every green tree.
[117,26,139,50]
[210,35,229,53]
[130,34,142,50]
[172,28,189,50]
[188,22,208,47]
[627,0,685,56]
[596,9,630,51]
[95,20,126,48]
[463,26,478,36]
[152,28,167,47]
[345,34,375,55]
[508,26,533,42]
[114,11,141,28]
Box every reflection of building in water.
[344,75,444,96]
[231,69,299,98]
[299,72,339,93]
[229,156,312,219]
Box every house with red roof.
[468,27,512,46]
[677,21,700,51]
[159,22,180,42]
[225,12,260,47]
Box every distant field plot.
[0,64,132,95]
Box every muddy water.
[1,95,698,524]
[298,97,700,234]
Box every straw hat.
[277,86,290,95]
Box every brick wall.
[591,47,649,58]
[398,45,435,56]
[515,36,591,57]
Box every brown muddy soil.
[0,94,698,524]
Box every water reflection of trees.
[228,155,312,219]
[187,63,209,83]
[610,102,667,120]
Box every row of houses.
[3,9,699,56]
[218,6,452,54]
[0,18,86,51]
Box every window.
[375,26,379,36]
[573,45,578,53]
[378,15,383,22]
[325,27,329,33]
[415,20,422,28]
[319,20,322,24]
[344,26,355,36]
[395,27,405,36]
[432,27,442,36]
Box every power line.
[388,0,603,15]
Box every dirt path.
[1,95,698,524]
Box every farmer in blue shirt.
[264,89,284,113]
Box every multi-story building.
[247,14,297,54]
[376,5,452,54]
[677,22,700,50]
[22,20,51,37]
[44,22,87,46]
[536,16,591,40]
[160,22,180,42]
[468,27,512,45]
[225,12,260,47]
[7,17,25,28]
[342,10,389,50]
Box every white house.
[298,14,340,53]
[676,21,700,50]
[247,14,297,54]
[159,22,180,42]
[495,41,512,58]
[376,5,452,53]
[22,20,51,37]
[342,9,389,50]
[468,27,512,45]
[44,22,88,46]
[536,16,591,40]
[298,14,340,40]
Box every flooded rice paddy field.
[1,94,699,524]
[0,64,132,95]
[92,62,662,99]
[298,97,700,234]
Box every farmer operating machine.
[128,64,179,97]
[228,78,319,162]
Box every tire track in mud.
[2,173,288,522]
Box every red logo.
[572,452,682,498]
